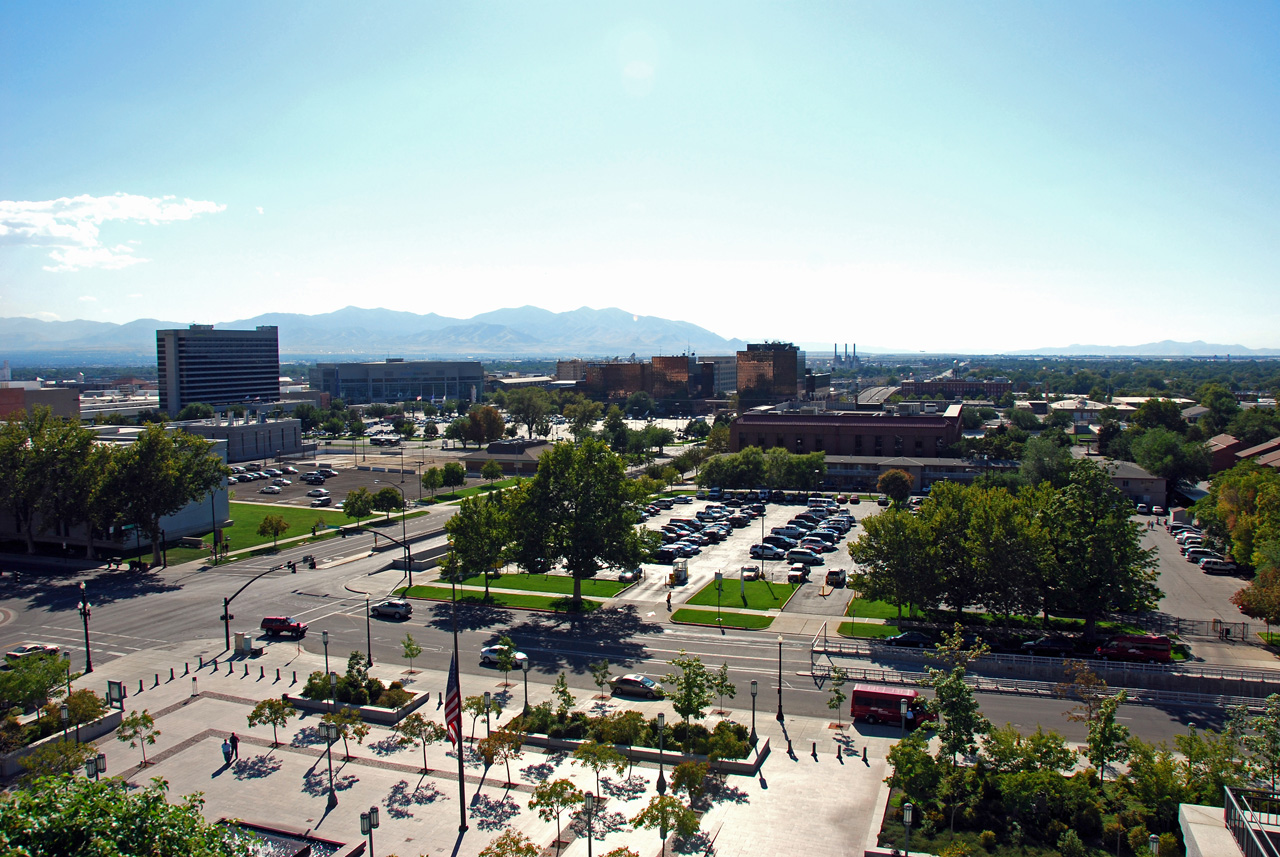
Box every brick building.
[730,404,963,458]
[898,378,1012,398]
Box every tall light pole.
[775,635,784,722]
[321,721,339,807]
[374,480,411,586]
[656,712,666,795]
[522,658,531,714]
[583,791,595,857]
[322,630,330,677]
[360,806,380,857]
[365,598,373,666]
[749,680,758,749]
[78,582,93,673]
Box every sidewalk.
[62,636,896,857]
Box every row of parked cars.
[228,464,299,485]
[878,629,1175,663]
[653,503,762,562]
[751,501,856,568]
[1169,521,1238,574]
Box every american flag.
[445,652,463,750]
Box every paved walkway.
[63,635,896,857]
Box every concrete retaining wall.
[0,709,123,777]
[282,690,430,726]
[521,732,769,777]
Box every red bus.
[850,684,935,728]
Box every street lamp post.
[329,673,338,715]
[322,630,330,677]
[360,806,380,857]
[483,691,492,737]
[775,635,784,722]
[583,791,595,857]
[365,598,373,666]
[656,712,667,795]
[60,703,69,742]
[899,697,908,741]
[715,571,723,627]
[903,802,914,856]
[160,529,167,568]
[1148,834,1160,855]
[321,721,339,806]
[522,659,531,714]
[374,480,411,587]
[85,752,106,781]
[749,680,758,749]
[78,583,93,673]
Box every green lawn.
[836,622,902,639]
[225,502,350,551]
[672,608,775,630]
[453,573,627,598]
[399,585,602,613]
[1259,631,1280,648]
[846,597,921,620]
[687,578,797,611]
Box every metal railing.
[1225,787,1280,857]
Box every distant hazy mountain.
[1011,340,1280,357]
[1,306,747,365]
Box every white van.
[1184,547,1219,563]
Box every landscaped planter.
[520,731,769,777]
[0,709,124,777]
[283,689,429,726]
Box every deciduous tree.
[529,778,584,850]
[573,739,627,794]
[117,709,161,767]
[247,697,296,747]
[395,713,447,773]
[256,514,290,548]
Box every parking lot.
[1144,520,1252,624]
[628,492,867,612]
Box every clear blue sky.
[3,2,1277,352]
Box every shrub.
[1127,826,1151,855]
[377,687,411,709]
[1057,830,1086,857]
[299,671,332,700]
[978,830,997,851]
[940,842,975,857]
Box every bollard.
[836,746,842,761]
[292,670,297,684]
[787,739,793,756]
[227,661,233,675]
[209,657,215,669]
[185,663,190,676]
[138,679,144,694]
[276,668,281,681]
[169,667,175,681]
[154,673,159,687]
[243,663,248,677]
[862,746,868,763]
[812,741,817,758]
[259,666,264,679]
[191,677,198,696]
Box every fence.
[1224,788,1280,857]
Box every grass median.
[672,608,774,630]
[399,584,602,613]
[453,573,628,598]
[687,578,797,611]
[836,622,903,639]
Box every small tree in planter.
[631,794,699,855]
[464,694,503,740]
[477,728,525,786]
[322,707,370,759]
[827,666,848,728]
[591,659,612,700]
[495,635,518,687]
[573,739,627,794]
[671,760,708,805]
[479,829,541,857]
[247,697,296,748]
[528,778,584,852]
[401,633,423,674]
[710,662,735,716]
[552,673,576,717]
[116,709,160,767]
[600,709,646,775]
[395,713,447,774]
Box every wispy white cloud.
[256,206,264,215]
[0,192,225,272]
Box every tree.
[19,741,94,780]
[573,739,627,794]
[827,666,848,727]
[922,626,990,765]
[442,461,467,492]
[1240,694,1280,791]
[247,697,296,747]
[395,713,447,774]
[256,514,290,548]
[1019,435,1074,488]
[671,760,708,803]
[0,652,72,722]
[705,423,730,454]
[117,709,161,767]
[529,778,584,851]
[176,402,215,421]
[514,439,657,606]
[422,420,439,439]
[877,469,913,505]
[599,709,647,774]
[710,662,736,716]
[477,728,525,784]
[564,399,603,443]
[443,493,509,598]
[664,651,713,753]
[964,486,1045,621]
[590,659,612,699]
[552,672,576,716]
[479,829,541,857]
[467,405,506,446]
[343,487,374,524]
[421,466,443,498]
[1131,398,1186,433]
[481,459,504,488]
[1132,426,1210,485]
[0,774,254,856]
[884,728,941,801]
[847,507,933,619]
[1087,691,1130,781]
[494,634,518,686]
[444,416,471,448]
[464,694,502,740]
[322,706,371,758]
[369,486,401,520]
[507,388,551,438]
[1056,661,1112,725]
[401,633,423,673]
[631,794,699,852]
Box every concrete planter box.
[520,732,769,777]
[0,709,124,777]
[282,690,429,726]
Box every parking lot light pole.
[322,630,330,677]
[78,582,93,673]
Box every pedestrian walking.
[666,591,672,611]
[221,738,232,765]
[229,732,240,759]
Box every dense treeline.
[1193,460,1280,625]
[694,446,827,491]
[0,408,227,562]
[849,460,1160,639]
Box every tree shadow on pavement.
[232,753,283,780]
[569,808,629,840]
[499,604,664,676]
[290,725,327,748]
[20,571,179,613]
[600,773,648,800]
[424,601,514,634]
[301,767,359,796]
[383,778,445,819]
[369,735,410,757]
[519,760,556,784]
[673,830,713,854]
[469,791,522,831]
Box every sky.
[2,2,1278,353]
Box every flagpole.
[452,576,468,832]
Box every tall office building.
[310,359,484,405]
[736,342,805,402]
[157,325,281,416]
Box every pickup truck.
[260,616,308,638]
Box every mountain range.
[0,306,748,365]
[1008,340,1280,357]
